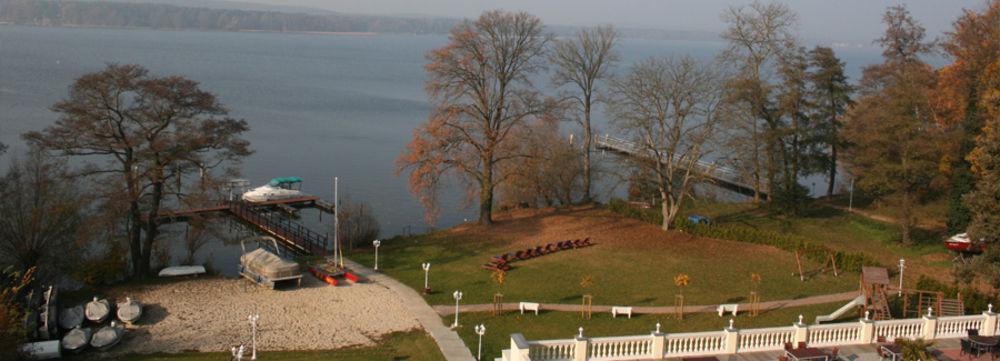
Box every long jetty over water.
[155,197,335,256]
[594,134,765,198]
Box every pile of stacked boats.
[19,287,144,359]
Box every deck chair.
[968,328,980,336]
[784,342,794,351]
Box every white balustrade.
[738,327,795,352]
[936,315,983,338]
[872,319,925,341]
[808,323,862,347]
[528,339,576,361]
[588,335,654,361]
[664,331,727,357]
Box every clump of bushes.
[608,198,884,273]
[916,276,995,314]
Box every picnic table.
[969,335,1000,357]
[785,347,829,361]
[879,343,902,361]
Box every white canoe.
[116,297,142,324]
[60,327,92,353]
[58,305,84,330]
[90,323,124,351]
[158,265,206,277]
[84,297,111,323]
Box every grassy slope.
[451,302,848,360]
[350,206,855,307]
[78,330,444,361]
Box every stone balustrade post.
[859,315,875,344]
[651,330,665,358]
[574,335,589,361]
[510,334,531,361]
[982,304,997,337]
[793,315,809,347]
[923,308,938,340]
[724,319,739,354]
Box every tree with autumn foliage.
[843,5,944,244]
[398,10,553,225]
[937,0,1000,234]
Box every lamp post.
[422,262,432,294]
[474,324,486,360]
[452,290,463,328]
[248,313,259,360]
[898,258,905,296]
[373,239,381,271]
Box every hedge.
[608,198,884,273]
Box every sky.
[248,0,987,44]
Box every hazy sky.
[253,0,986,44]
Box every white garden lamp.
[422,262,432,294]
[452,290,463,328]
[475,324,486,360]
[248,313,259,360]
[373,239,382,271]
[898,258,905,296]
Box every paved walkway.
[433,291,859,316]
[342,258,475,361]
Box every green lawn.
[72,330,444,361]
[347,208,856,307]
[450,302,849,361]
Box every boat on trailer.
[242,177,306,203]
[58,305,84,330]
[239,236,303,289]
[84,297,111,324]
[90,322,124,351]
[945,233,985,254]
[61,326,92,353]
[116,297,142,325]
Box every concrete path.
[433,291,859,316]
[342,258,476,361]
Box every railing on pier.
[502,310,1000,361]
[228,202,328,256]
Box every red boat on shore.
[945,233,985,254]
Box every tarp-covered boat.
[90,322,124,351]
[116,297,142,325]
[239,237,302,289]
[945,233,985,254]
[85,297,111,323]
[58,305,84,330]
[60,327,92,353]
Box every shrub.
[608,198,884,272]
[1,267,34,360]
[915,275,995,314]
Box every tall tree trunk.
[582,99,593,203]
[900,189,914,245]
[141,180,164,277]
[479,158,494,225]
[660,189,671,231]
[826,144,837,197]
[128,201,142,278]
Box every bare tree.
[0,149,86,281]
[719,0,798,202]
[498,117,583,208]
[398,10,553,225]
[24,64,251,277]
[550,25,619,203]
[334,198,381,251]
[608,57,725,230]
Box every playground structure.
[814,266,965,323]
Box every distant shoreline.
[0,22,382,36]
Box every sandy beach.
[97,276,421,356]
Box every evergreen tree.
[808,46,854,197]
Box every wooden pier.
[155,197,336,256]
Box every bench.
[717,303,739,317]
[612,306,633,319]
[519,302,540,315]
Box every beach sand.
[99,275,421,356]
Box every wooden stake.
[492,293,504,316]
[675,294,685,320]
[581,295,593,320]
[795,250,805,282]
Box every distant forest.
[0,0,460,34]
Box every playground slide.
[814,295,865,324]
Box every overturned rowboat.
[58,305,84,330]
[116,297,142,325]
[60,326,92,353]
[84,297,111,324]
[90,322,124,351]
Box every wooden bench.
[612,306,633,319]
[717,303,739,317]
[519,302,540,315]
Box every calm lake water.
[0,25,888,274]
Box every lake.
[0,25,887,273]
